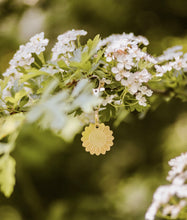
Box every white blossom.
[2,66,23,78]
[139,86,153,97]
[106,56,112,62]
[51,29,87,61]
[134,69,152,83]
[136,92,147,106]
[172,171,187,185]
[156,45,187,73]
[167,152,187,183]
[29,32,49,55]
[1,33,48,110]
[169,56,186,71]
[157,46,183,62]
[162,200,187,218]
[100,32,156,107]
[146,152,187,220]
[9,45,35,67]
[111,67,119,74]
[145,185,187,220]
[113,67,152,106]
[154,64,172,77]
[8,32,48,68]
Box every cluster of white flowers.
[154,64,172,77]
[102,33,155,65]
[167,152,187,185]
[162,200,187,218]
[4,32,48,76]
[3,67,22,79]
[145,185,187,220]
[0,30,187,113]
[0,33,49,108]
[157,46,184,62]
[28,32,49,55]
[2,32,48,81]
[99,32,149,50]
[99,33,187,107]
[116,68,153,106]
[145,152,187,220]
[51,29,87,62]
[155,46,187,76]
[101,33,156,106]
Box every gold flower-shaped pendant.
[81,123,114,156]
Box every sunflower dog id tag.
[81,123,114,155]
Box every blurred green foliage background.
[0,0,187,219]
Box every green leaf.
[95,70,106,78]
[57,60,68,69]
[10,80,24,96]
[99,104,116,122]
[142,47,147,52]
[16,66,27,74]
[37,77,54,94]
[87,34,100,57]
[95,49,105,63]
[20,69,49,83]
[80,35,100,64]
[15,90,27,102]
[5,90,28,108]
[32,53,43,67]
[19,95,29,108]
[0,113,25,140]
[70,60,92,71]
[0,155,16,197]
[128,102,148,112]
[5,96,15,104]
[0,77,10,92]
